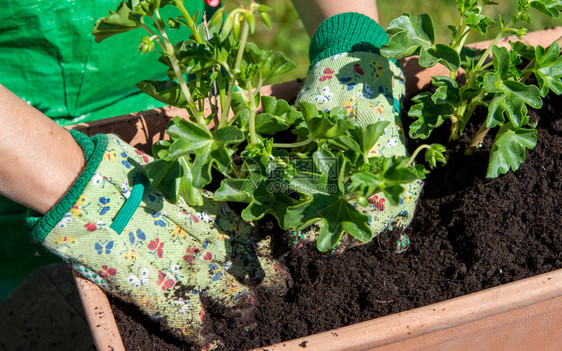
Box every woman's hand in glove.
[289,13,422,253]
[28,132,289,348]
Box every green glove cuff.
[27,131,108,243]
[309,12,390,67]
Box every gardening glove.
[291,13,422,253]
[27,131,289,348]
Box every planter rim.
[251,269,562,351]
[73,271,125,351]
[69,26,562,351]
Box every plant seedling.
[381,0,562,178]
[93,0,442,252]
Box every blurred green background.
[251,0,561,84]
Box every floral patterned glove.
[27,131,288,348]
[292,13,422,253]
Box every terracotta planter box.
[68,27,562,351]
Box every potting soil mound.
[108,89,561,350]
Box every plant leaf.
[284,193,372,252]
[92,2,142,43]
[298,102,354,140]
[260,52,296,82]
[356,121,390,156]
[465,10,495,34]
[214,179,255,203]
[165,118,243,188]
[408,91,455,139]
[431,76,461,104]
[254,96,302,134]
[382,14,436,59]
[129,0,165,16]
[167,117,213,149]
[530,0,562,18]
[510,41,536,61]
[144,157,203,206]
[349,157,419,205]
[484,78,543,127]
[484,46,543,127]
[419,44,462,71]
[282,152,373,251]
[456,0,479,15]
[223,154,295,227]
[487,121,538,177]
[492,46,510,79]
[212,126,245,145]
[460,46,485,71]
[262,96,301,124]
[241,182,295,228]
[255,114,290,134]
[534,42,562,96]
[382,14,460,71]
[326,136,362,154]
[136,80,188,108]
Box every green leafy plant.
[381,0,562,177]
[94,0,442,252]
[93,0,444,251]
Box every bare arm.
[0,84,85,214]
[291,0,379,37]
[0,0,379,214]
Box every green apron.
[0,0,207,301]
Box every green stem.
[219,21,250,129]
[519,35,562,83]
[219,74,237,129]
[449,70,456,80]
[153,15,206,129]
[518,58,538,84]
[448,18,470,84]
[248,110,258,144]
[456,103,476,138]
[451,87,485,141]
[174,61,206,127]
[247,82,258,145]
[256,77,265,95]
[405,144,431,167]
[272,137,315,148]
[481,61,494,70]
[234,20,250,72]
[173,0,204,44]
[218,80,228,125]
[210,79,220,127]
[196,74,205,114]
[466,124,490,155]
[449,102,466,141]
[450,13,469,53]
[475,20,513,70]
[454,28,471,53]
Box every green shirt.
[0,0,206,126]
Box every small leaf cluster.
[381,0,562,178]
[93,1,435,252]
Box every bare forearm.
[292,0,379,36]
[0,84,85,214]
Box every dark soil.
[109,88,561,350]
